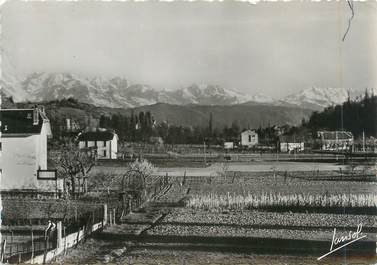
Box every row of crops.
[187,192,377,210]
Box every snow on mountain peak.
[2,72,372,111]
[282,87,350,110]
[2,73,253,108]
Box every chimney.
[33,106,39,125]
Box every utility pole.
[336,131,338,161]
[341,104,344,131]
[204,139,206,166]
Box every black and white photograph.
[0,1,377,264]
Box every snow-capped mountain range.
[1,72,373,110]
[1,72,254,108]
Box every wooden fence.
[0,205,107,264]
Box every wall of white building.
[280,142,305,153]
[0,135,39,190]
[0,122,58,192]
[110,135,118,159]
[79,136,117,159]
[241,131,258,147]
[0,134,56,191]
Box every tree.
[50,141,95,195]
[87,170,122,195]
[120,159,155,216]
[121,159,155,192]
[208,112,213,137]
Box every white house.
[279,135,305,153]
[0,107,62,194]
[224,142,234,149]
[78,129,118,159]
[240,130,258,147]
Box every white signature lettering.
[317,224,366,260]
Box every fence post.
[10,231,13,257]
[56,221,63,250]
[43,237,47,264]
[0,239,6,263]
[113,208,116,225]
[31,231,34,263]
[103,204,108,226]
[64,226,67,255]
[75,206,78,222]
[109,211,112,226]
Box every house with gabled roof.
[77,129,118,159]
[240,130,258,147]
[0,107,62,195]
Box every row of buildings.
[0,107,359,196]
[225,129,355,153]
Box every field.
[55,160,377,264]
[144,163,377,258]
[147,171,377,234]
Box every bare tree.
[87,170,122,195]
[119,159,155,217]
[50,141,95,195]
[121,159,155,192]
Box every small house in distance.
[317,130,354,151]
[78,129,118,159]
[0,107,62,195]
[240,130,258,148]
[279,135,305,153]
[224,142,234,150]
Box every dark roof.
[0,109,44,134]
[77,130,116,141]
[241,130,257,135]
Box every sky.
[1,1,377,99]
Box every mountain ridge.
[2,72,373,111]
[5,96,313,130]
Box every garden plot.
[147,168,377,245]
[161,209,377,230]
[147,224,374,241]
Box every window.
[103,141,107,147]
[37,169,57,180]
[104,150,107,157]
[248,135,251,142]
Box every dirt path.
[156,161,350,177]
